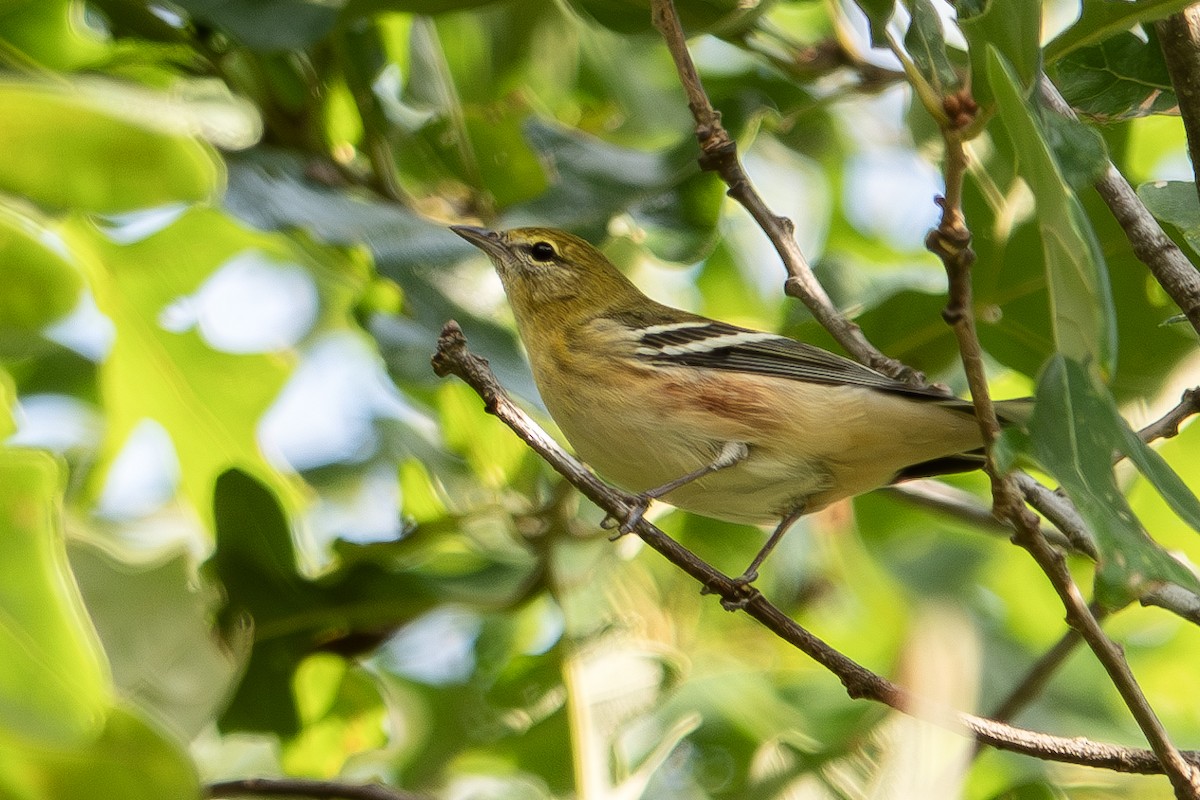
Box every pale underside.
[531,336,985,526]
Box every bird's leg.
[602,441,749,537]
[737,505,806,584]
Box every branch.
[1039,76,1200,340]
[1016,469,1200,627]
[648,0,922,384]
[1137,387,1200,445]
[205,778,426,800]
[1157,8,1200,206]
[930,122,1200,798]
[431,320,1200,777]
[882,481,1075,550]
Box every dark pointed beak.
[450,225,508,261]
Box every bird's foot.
[700,570,761,611]
[600,495,651,539]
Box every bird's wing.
[632,319,961,403]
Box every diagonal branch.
[1039,76,1200,340]
[431,319,1200,777]
[1157,8,1200,207]
[648,0,923,385]
[930,123,1200,797]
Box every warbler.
[451,225,997,580]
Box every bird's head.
[451,226,643,318]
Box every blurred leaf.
[0,201,84,343]
[0,0,110,70]
[438,381,530,488]
[0,81,223,213]
[0,449,109,744]
[564,0,775,36]
[210,469,537,735]
[988,47,1117,376]
[1045,0,1195,64]
[1013,356,1200,607]
[461,105,551,209]
[630,168,724,263]
[853,0,895,46]
[956,0,1040,105]
[1079,188,1195,399]
[282,654,388,777]
[1137,179,1200,258]
[903,0,960,94]
[221,149,533,393]
[171,0,341,51]
[346,0,503,13]
[1052,30,1177,122]
[986,780,1068,799]
[506,120,706,248]
[70,206,350,523]
[0,370,13,437]
[1035,107,1108,189]
[69,541,244,740]
[0,706,198,800]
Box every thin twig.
[1137,388,1200,445]
[930,125,1200,797]
[647,0,923,384]
[1005,501,1200,798]
[987,622,1089,724]
[1039,76,1200,339]
[205,778,427,800]
[882,482,1074,551]
[431,320,1200,776]
[1017,474,1200,627]
[1016,476,1100,560]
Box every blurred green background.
[1,0,1199,798]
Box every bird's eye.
[529,241,556,262]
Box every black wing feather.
[636,321,958,403]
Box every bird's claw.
[602,496,651,540]
[699,571,761,611]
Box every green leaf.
[0,201,84,342]
[1116,424,1200,535]
[69,205,363,525]
[210,469,538,736]
[506,121,706,244]
[1052,31,1177,122]
[69,541,245,739]
[0,454,199,799]
[1018,356,1200,606]
[1035,108,1108,190]
[987,47,1117,376]
[853,0,895,47]
[170,0,342,51]
[0,82,225,213]
[0,706,198,800]
[0,0,110,70]
[1045,0,1195,64]
[903,0,960,94]
[0,370,13,438]
[223,149,534,395]
[345,0,503,13]
[956,0,1041,105]
[629,168,725,264]
[1137,179,1200,258]
[561,0,774,37]
[0,449,109,744]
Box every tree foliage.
[2,0,1200,798]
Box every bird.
[451,224,1003,584]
